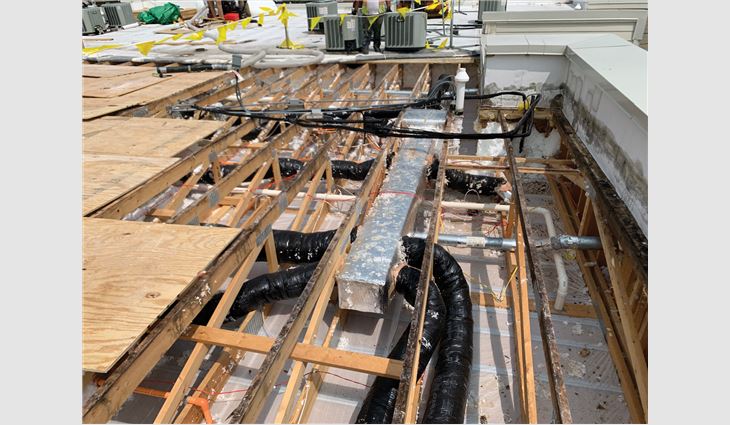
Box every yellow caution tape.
[260,6,274,15]
[258,14,265,25]
[367,15,379,29]
[279,9,297,27]
[425,2,440,11]
[136,40,156,56]
[172,33,184,40]
[185,30,204,40]
[396,7,410,18]
[216,26,227,44]
[82,44,124,55]
[279,38,304,49]
[241,16,252,29]
[517,99,531,111]
[415,0,421,4]
[340,14,346,26]
[226,21,238,31]
[437,38,448,49]
[309,16,322,31]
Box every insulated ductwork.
[400,236,473,424]
[427,158,505,196]
[199,158,375,185]
[356,269,445,424]
[200,155,502,198]
[192,229,472,423]
[254,228,358,264]
[194,262,317,325]
[195,228,355,324]
[337,109,447,314]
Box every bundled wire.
[189,89,541,141]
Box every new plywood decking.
[82,70,227,120]
[82,218,241,373]
[82,153,176,216]
[83,117,224,157]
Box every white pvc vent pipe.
[440,201,570,310]
[454,67,469,114]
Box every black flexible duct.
[199,157,376,185]
[194,227,356,324]
[203,156,501,197]
[254,228,358,264]
[427,158,506,196]
[198,158,302,185]
[400,236,473,424]
[228,262,317,319]
[202,156,500,197]
[193,262,317,325]
[193,233,472,423]
[355,268,445,424]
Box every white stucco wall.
[480,33,648,236]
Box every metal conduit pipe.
[409,232,602,252]
[437,200,572,311]
[547,235,602,250]
[409,231,517,251]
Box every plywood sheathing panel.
[82,218,241,373]
[83,64,153,78]
[82,71,226,120]
[83,74,166,98]
[82,153,176,215]
[83,117,224,158]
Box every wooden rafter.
[181,325,403,379]
[500,111,573,423]
[392,141,448,423]
[82,137,337,424]
[226,150,388,423]
[547,176,645,423]
[88,120,256,219]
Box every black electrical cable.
[285,94,538,139]
[189,91,540,142]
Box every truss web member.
[353,0,392,53]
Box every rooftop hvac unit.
[323,15,367,53]
[82,6,107,35]
[383,12,427,51]
[306,1,338,33]
[477,0,507,22]
[103,2,135,27]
